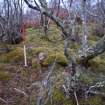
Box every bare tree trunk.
[80,0,88,55]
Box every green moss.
[43,52,68,66]
[0,71,11,81]
[88,96,102,105]
[45,89,73,105]
[50,88,103,105]
[28,47,47,55]
[70,43,80,49]
[40,36,51,42]
[89,56,105,73]
[53,89,65,102]
[79,73,94,84]
[0,65,11,80]
[29,48,68,67]
[80,96,103,105]
[31,58,41,70]
[88,35,99,41]
[52,89,73,105]
[88,40,96,46]
[0,47,23,63]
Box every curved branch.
[80,35,105,62]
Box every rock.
[38,52,47,62]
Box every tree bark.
[79,35,105,62]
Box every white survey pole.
[24,45,27,67]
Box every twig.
[14,88,28,98]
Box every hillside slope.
[0,25,105,105]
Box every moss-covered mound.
[0,64,11,80]
[46,89,74,105]
[89,56,105,73]
[46,88,105,105]
[0,47,23,63]
[43,52,68,66]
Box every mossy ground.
[0,24,105,104]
